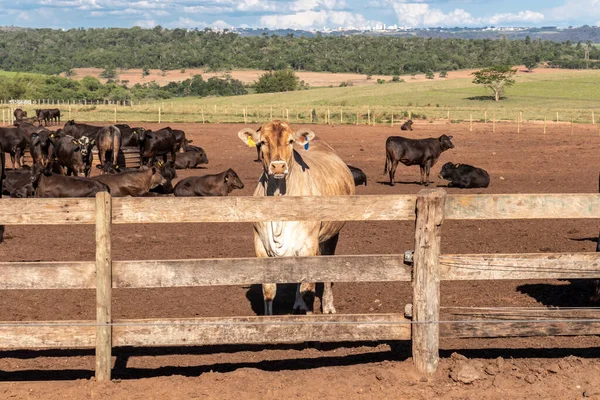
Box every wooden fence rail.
[0,191,599,381]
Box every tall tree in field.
[523,56,538,72]
[471,65,517,102]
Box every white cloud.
[488,10,544,25]
[260,10,381,30]
[166,17,234,30]
[548,0,600,24]
[134,19,156,28]
[389,2,544,28]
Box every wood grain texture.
[0,198,96,225]
[95,192,112,382]
[112,314,411,346]
[441,321,600,338]
[445,193,600,220]
[440,253,600,280]
[111,195,418,224]
[0,321,95,349]
[0,262,95,289]
[412,189,446,378]
[113,255,411,288]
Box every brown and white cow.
[238,121,355,315]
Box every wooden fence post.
[201,108,205,124]
[356,111,359,125]
[340,108,343,124]
[2,109,4,126]
[368,109,370,125]
[114,107,117,123]
[556,112,559,123]
[95,192,112,382]
[571,118,574,136]
[544,116,547,135]
[469,114,472,132]
[158,107,161,124]
[492,115,496,134]
[327,108,330,124]
[68,106,72,120]
[593,111,595,125]
[484,111,487,124]
[517,114,520,134]
[270,106,273,120]
[391,113,394,127]
[412,189,446,379]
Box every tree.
[425,71,434,79]
[255,69,302,93]
[471,65,517,102]
[439,70,448,78]
[523,56,538,72]
[99,67,117,79]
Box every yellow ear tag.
[247,137,256,147]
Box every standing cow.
[384,134,454,186]
[95,126,122,174]
[13,108,27,122]
[238,121,355,315]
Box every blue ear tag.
[304,142,310,150]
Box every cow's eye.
[288,139,294,145]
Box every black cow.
[401,120,413,131]
[174,169,244,197]
[92,167,166,197]
[384,134,454,186]
[115,124,145,147]
[171,147,208,169]
[438,162,490,188]
[13,108,27,121]
[63,120,103,140]
[48,134,95,177]
[0,142,4,243]
[3,170,35,198]
[347,165,367,186]
[31,164,109,198]
[95,126,122,174]
[35,109,60,126]
[0,126,28,170]
[150,161,177,194]
[139,128,178,166]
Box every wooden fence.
[0,191,599,381]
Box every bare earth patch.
[0,122,599,399]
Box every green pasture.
[3,69,600,124]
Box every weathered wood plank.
[0,198,96,225]
[113,314,411,346]
[441,320,600,338]
[440,253,600,280]
[443,307,600,320]
[111,195,418,224]
[0,262,95,289]
[445,194,600,220]
[113,255,411,288]
[412,189,446,378]
[0,321,95,349]
[95,192,112,382]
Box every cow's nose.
[269,161,288,178]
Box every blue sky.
[0,0,597,30]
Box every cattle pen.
[0,190,599,381]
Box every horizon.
[0,0,597,31]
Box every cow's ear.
[188,140,193,143]
[448,135,453,139]
[90,139,95,145]
[151,167,157,174]
[294,128,315,144]
[238,128,260,147]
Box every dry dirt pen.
[0,122,599,399]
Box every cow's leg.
[389,160,399,186]
[320,234,340,314]
[15,148,22,169]
[9,152,16,170]
[254,233,275,315]
[419,165,425,185]
[293,240,319,314]
[424,163,432,186]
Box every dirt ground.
[66,65,586,87]
[0,122,599,399]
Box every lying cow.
[96,126,122,173]
[347,165,367,186]
[173,169,244,197]
[31,164,109,198]
[92,167,166,197]
[384,134,454,186]
[149,161,177,195]
[172,147,208,169]
[115,124,145,147]
[438,162,490,188]
[401,120,413,131]
[3,170,35,198]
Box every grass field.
[3,69,600,125]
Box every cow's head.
[439,135,454,151]
[77,136,94,157]
[237,121,315,180]
[224,169,244,191]
[149,167,168,189]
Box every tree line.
[0,27,598,75]
[0,73,247,101]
